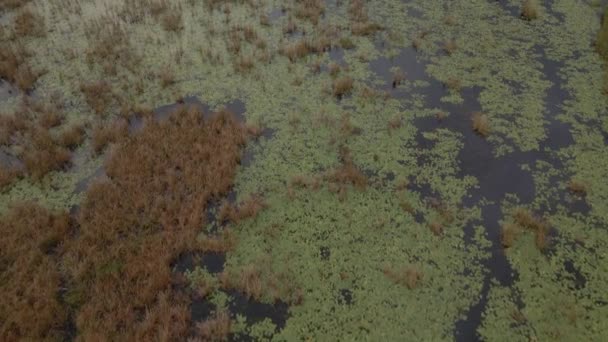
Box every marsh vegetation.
[0,0,607,340]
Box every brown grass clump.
[348,0,383,36]
[65,106,248,339]
[0,165,21,189]
[443,15,457,26]
[80,81,114,115]
[567,179,587,196]
[445,77,462,92]
[383,265,423,289]
[0,0,31,10]
[0,42,39,91]
[471,112,490,137]
[13,7,45,37]
[195,310,232,341]
[91,118,128,154]
[84,18,139,75]
[511,207,549,250]
[37,110,63,128]
[339,37,355,49]
[294,0,325,25]
[161,9,183,32]
[217,194,267,224]
[0,203,70,341]
[392,68,406,87]
[326,146,367,200]
[428,221,443,236]
[521,0,540,20]
[333,76,354,98]
[234,55,255,73]
[282,40,311,62]
[200,229,237,253]
[160,66,176,88]
[501,223,520,248]
[444,39,457,55]
[21,127,71,180]
[351,21,383,36]
[59,123,85,149]
[387,115,402,131]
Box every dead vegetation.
[0,202,71,341]
[471,112,490,137]
[383,265,423,289]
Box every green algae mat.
[1,0,607,340]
